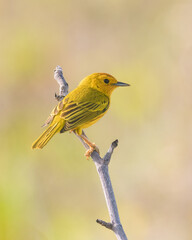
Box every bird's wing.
[42,99,66,127]
[60,97,109,131]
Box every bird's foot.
[84,143,100,160]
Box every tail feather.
[32,121,63,149]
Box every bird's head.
[79,73,130,96]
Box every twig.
[103,139,118,165]
[96,219,113,230]
[54,67,128,240]
[54,65,68,101]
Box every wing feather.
[42,88,109,131]
[61,98,109,131]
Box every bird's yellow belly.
[74,113,105,135]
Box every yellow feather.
[32,73,129,149]
[32,118,64,149]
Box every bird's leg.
[80,134,100,159]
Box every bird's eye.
[104,79,109,84]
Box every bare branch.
[103,139,118,165]
[53,67,128,240]
[96,219,113,230]
[54,65,68,101]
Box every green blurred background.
[1,0,192,239]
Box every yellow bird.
[32,73,130,157]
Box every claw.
[92,143,100,155]
[79,134,100,159]
[84,143,100,160]
[85,149,93,160]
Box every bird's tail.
[32,120,64,149]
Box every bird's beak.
[112,81,130,87]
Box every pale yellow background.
[0,0,192,240]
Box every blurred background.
[0,0,192,239]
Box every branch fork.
[53,66,128,240]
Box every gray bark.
[53,66,128,240]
